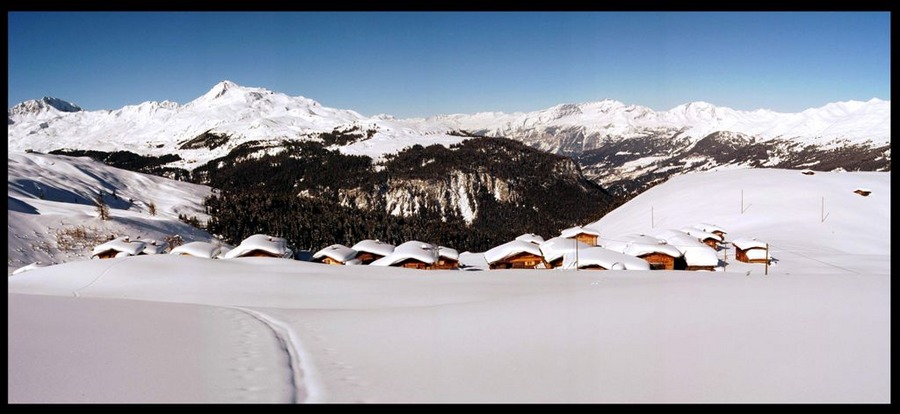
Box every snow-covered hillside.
[588,168,891,262]
[7,152,219,271]
[8,168,890,402]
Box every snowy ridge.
[8,81,889,168]
[423,98,890,146]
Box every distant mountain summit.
[9,97,83,117]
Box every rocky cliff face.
[339,170,520,225]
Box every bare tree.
[95,193,110,221]
[148,201,157,216]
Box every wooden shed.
[560,226,601,247]
[91,236,146,259]
[854,188,872,197]
[432,247,460,270]
[221,234,293,259]
[484,240,546,270]
[732,238,769,264]
[370,241,448,270]
[351,240,396,264]
[312,244,358,265]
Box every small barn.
[433,246,460,270]
[91,236,146,259]
[351,239,395,264]
[691,223,728,241]
[370,241,439,270]
[560,226,601,246]
[222,234,293,259]
[601,234,685,270]
[515,233,545,245]
[170,241,227,259]
[732,238,769,264]
[801,169,815,175]
[560,247,650,271]
[655,230,720,271]
[484,240,546,269]
[854,188,872,197]
[681,227,724,249]
[312,244,359,265]
[539,236,591,269]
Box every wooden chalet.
[312,244,358,265]
[560,226,601,246]
[732,238,769,264]
[351,239,396,264]
[484,240,546,269]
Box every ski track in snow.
[228,306,322,403]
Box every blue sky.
[8,12,891,118]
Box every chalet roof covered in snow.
[370,240,439,267]
[91,237,146,257]
[539,236,592,263]
[140,239,170,255]
[350,239,395,257]
[692,223,728,235]
[313,244,358,263]
[732,238,768,250]
[561,247,651,271]
[680,227,724,242]
[600,234,683,258]
[560,226,601,239]
[438,246,460,261]
[483,240,544,265]
[170,241,226,259]
[515,233,545,245]
[221,234,292,259]
[654,231,719,267]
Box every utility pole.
[821,197,825,223]
[651,206,655,228]
[765,243,769,276]
[574,237,579,271]
[741,190,744,214]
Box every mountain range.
[8,80,890,196]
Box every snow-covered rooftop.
[313,244,358,263]
[91,237,146,257]
[350,239,395,257]
[170,241,226,259]
[691,223,728,235]
[654,231,719,267]
[140,239,169,255]
[539,236,592,263]
[732,238,768,250]
[560,247,650,271]
[514,233,545,245]
[438,246,460,261]
[483,240,544,265]
[680,227,723,242]
[560,226,601,239]
[600,234,683,258]
[370,240,439,267]
[221,234,292,259]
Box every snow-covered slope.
[8,168,890,402]
[587,168,891,262]
[7,151,219,271]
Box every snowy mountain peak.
[9,97,83,116]
[196,80,248,102]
